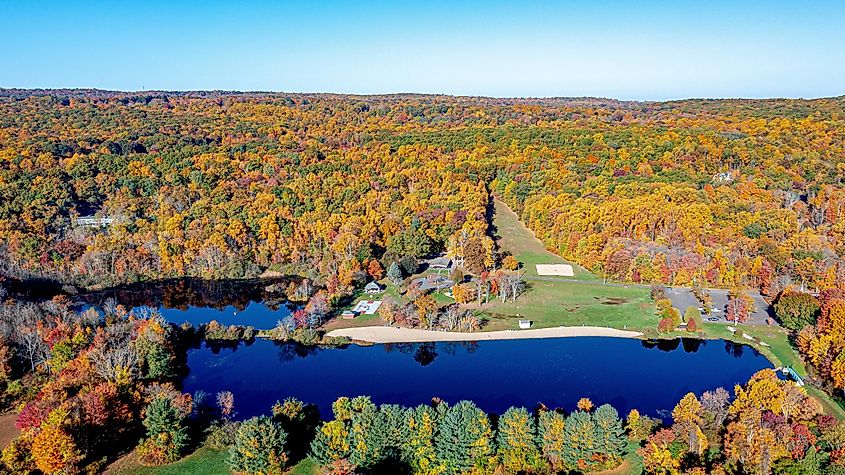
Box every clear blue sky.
[2,0,844,100]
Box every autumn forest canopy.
[1,89,845,297]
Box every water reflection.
[183,336,771,419]
[77,278,296,328]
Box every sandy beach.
[326,325,643,344]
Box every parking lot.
[665,287,773,326]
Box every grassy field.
[107,448,319,475]
[484,198,654,331]
[482,280,655,331]
[107,447,229,475]
[493,197,597,280]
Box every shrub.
[1,435,34,473]
[205,420,241,450]
[31,425,81,474]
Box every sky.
[1,0,844,100]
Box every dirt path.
[327,325,643,343]
[0,411,19,449]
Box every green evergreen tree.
[562,411,597,471]
[140,396,189,464]
[228,415,288,475]
[362,404,408,466]
[434,400,495,474]
[593,404,627,459]
[309,420,351,466]
[348,404,378,468]
[146,342,174,379]
[496,407,546,474]
[387,261,403,286]
[403,405,442,475]
[537,410,567,472]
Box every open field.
[485,198,655,331]
[482,280,655,331]
[492,197,596,280]
[106,447,229,475]
[107,448,319,475]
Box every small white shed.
[518,320,532,329]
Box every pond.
[77,278,294,328]
[182,336,771,419]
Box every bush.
[205,420,241,450]
[651,284,667,301]
[228,415,288,475]
[292,328,320,345]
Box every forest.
[1,90,844,300]
[0,298,841,475]
[3,90,845,474]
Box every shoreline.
[326,325,644,344]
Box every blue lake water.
[182,336,771,419]
[159,301,291,327]
[77,279,294,329]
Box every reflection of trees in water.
[205,340,242,354]
[384,341,480,365]
[274,341,320,362]
[724,340,745,358]
[641,338,703,353]
[413,343,438,366]
[641,338,751,359]
[383,343,416,356]
[78,277,295,313]
[681,338,704,353]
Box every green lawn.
[107,447,228,475]
[482,280,655,331]
[107,448,319,475]
[493,197,596,280]
[485,198,653,331]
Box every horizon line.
[2,86,844,103]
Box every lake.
[158,301,291,327]
[77,278,294,328]
[182,336,771,419]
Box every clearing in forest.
[492,197,595,280]
[487,198,655,331]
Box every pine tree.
[403,405,442,475]
[435,400,495,474]
[387,262,403,286]
[138,396,189,465]
[537,410,567,472]
[348,404,378,468]
[593,404,627,459]
[310,420,351,466]
[362,404,408,466]
[496,407,546,474]
[228,416,288,475]
[146,342,174,379]
[562,411,597,471]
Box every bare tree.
[440,305,461,331]
[89,323,139,382]
[18,326,49,372]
